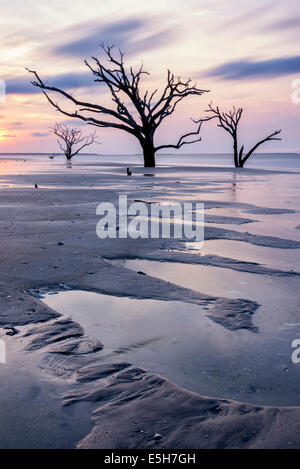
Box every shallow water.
[5,152,300,408]
[122,259,300,330]
[44,280,300,407]
[187,239,300,271]
[1,152,299,171]
[0,326,92,449]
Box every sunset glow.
[1,0,300,154]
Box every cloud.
[2,134,16,138]
[217,1,279,32]
[6,71,92,95]
[30,131,49,137]
[54,17,175,58]
[63,119,87,127]
[55,18,144,57]
[5,18,176,97]
[129,29,175,55]
[206,55,300,80]
[267,17,300,31]
[6,121,23,130]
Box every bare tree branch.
[155,122,203,151]
[27,44,208,167]
[50,123,100,160]
[241,130,282,166]
[195,103,282,167]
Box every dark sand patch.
[205,214,256,224]
[24,319,84,350]
[71,367,300,449]
[134,198,295,215]
[75,362,131,383]
[204,226,300,248]
[119,250,300,277]
[199,200,294,215]
[48,338,103,355]
[207,298,258,332]
[0,284,59,326]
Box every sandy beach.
[0,153,299,448]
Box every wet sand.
[0,154,300,448]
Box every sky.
[0,0,300,154]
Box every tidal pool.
[44,280,300,407]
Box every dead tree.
[27,44,208,167]
[50,123,99,161]
[196,103,282,167]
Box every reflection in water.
[44,284,300,407]
[1,152,300,409]
[231,171,237,195]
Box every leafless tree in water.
[50,123,99,165]
[27,44,208,167]
[195,103,282,167]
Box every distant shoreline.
[0,152,101,156]
[0,152,299,156]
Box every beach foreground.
[0,154,300,449]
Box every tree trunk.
[65,152,72,168]
[65,150,72,160]
[141,140,156,167]
[233,135,239,168]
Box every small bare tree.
[196,103,282,167]
[27,44,208,167]
[50,123,99,161]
